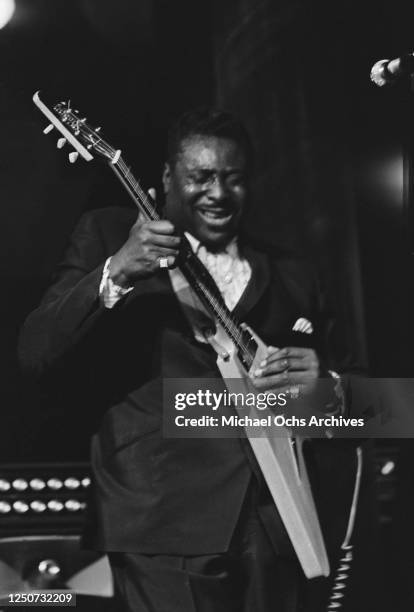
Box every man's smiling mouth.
[197,207,234,223]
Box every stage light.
[0,0,15,29]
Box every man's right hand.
[108,214,181,287]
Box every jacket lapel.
[232,245,271,320]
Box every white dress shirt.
[184,232,251,311]
[100,232,251,311]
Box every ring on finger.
[159,257,169,269]
[281,358,289,370]
[288,385,300,399]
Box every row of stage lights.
[0,476,91,492]
[0,474,91,515]
[0,498,87,514]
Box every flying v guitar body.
[205,322,330,579]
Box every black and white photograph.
[1,1,414,610]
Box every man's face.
[163,135,248,249]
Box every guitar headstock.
[33,91,117,164]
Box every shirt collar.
[184,232,240,258]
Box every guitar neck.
[109,155,160,221]
[109,155,256,368]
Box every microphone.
[370,52,414,87]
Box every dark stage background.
[1,0,414,609]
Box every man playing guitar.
[20,107,361,611]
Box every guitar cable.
[326,446,363,610]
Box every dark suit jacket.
[19,206,361,557]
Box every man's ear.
[162,163,171,194]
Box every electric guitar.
[33,91,329,579]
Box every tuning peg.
[80,117,87,123]
[69,152,79,163]
[86,144,94,150]
[43,124,54,134]
[57,138,66,149]
[95,127,101,133]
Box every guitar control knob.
[57,138,66,149]
[69,152,79,163]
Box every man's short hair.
[166,107,253,167]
